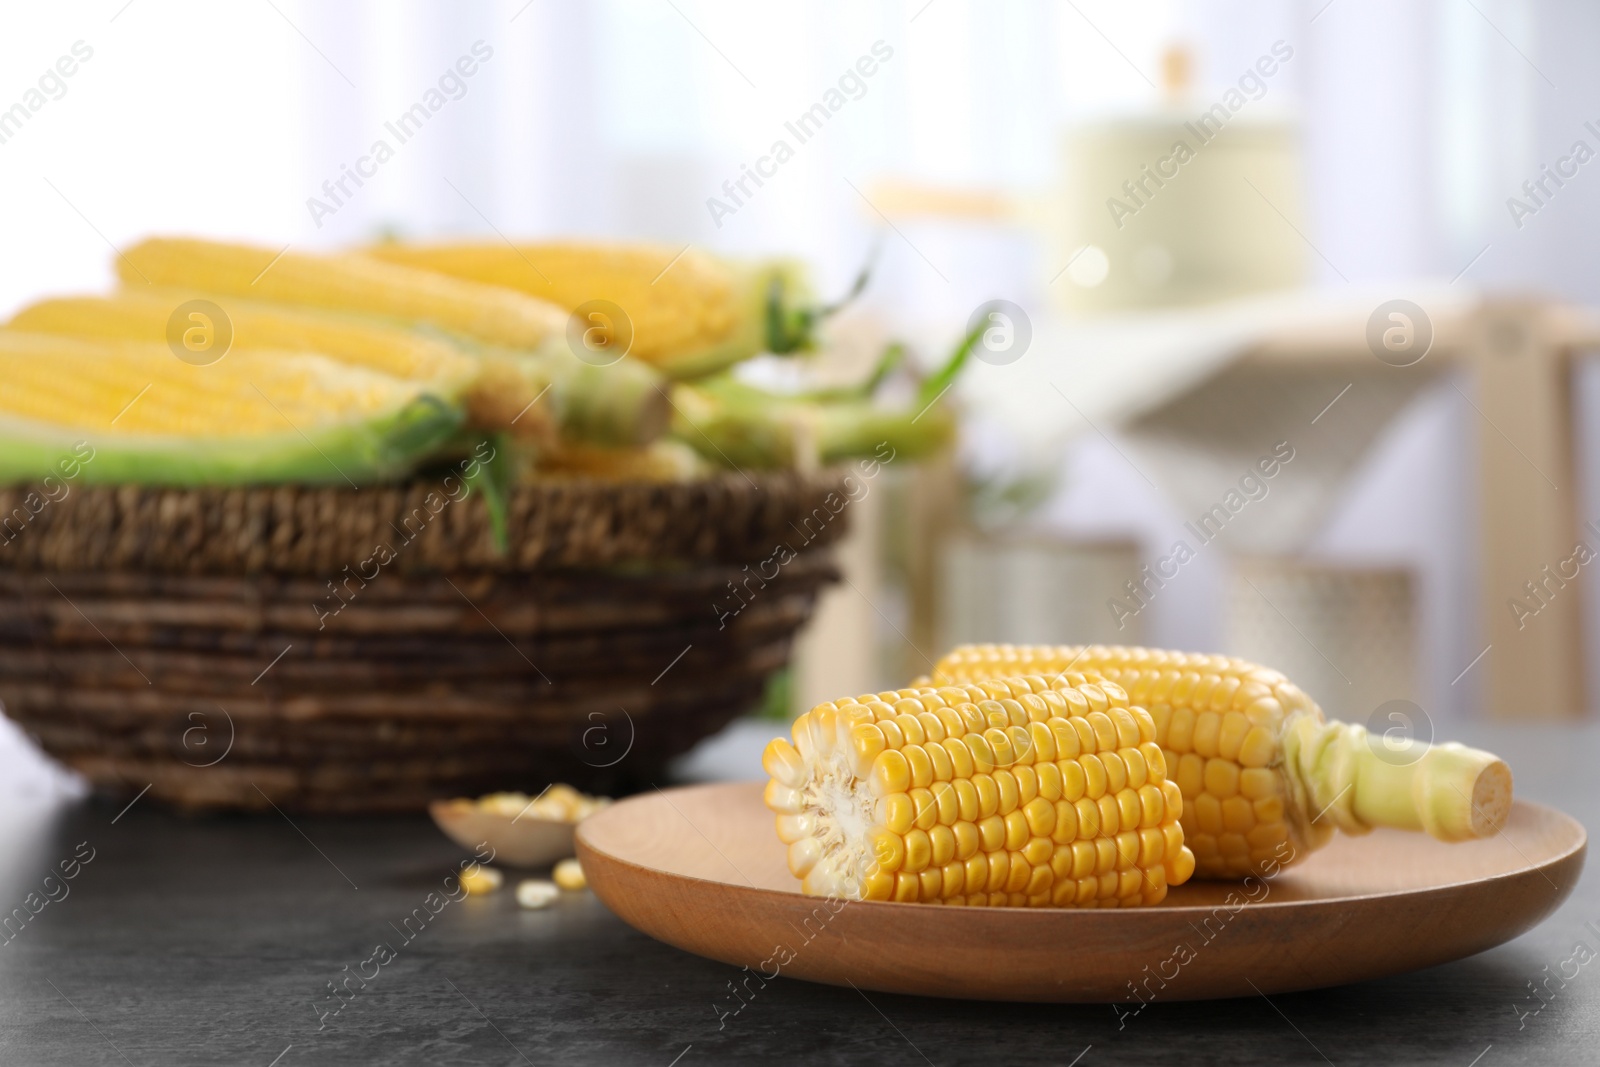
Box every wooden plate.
[427,801,576,868]
[577,782,1586,1002]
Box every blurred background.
[3,0,1598,756]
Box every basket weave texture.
[0,472,848,812]
[0,472,846,574]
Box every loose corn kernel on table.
[0,722,1593,1066]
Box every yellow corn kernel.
[879,793,915,835]
[1204,758,1241,799]
[872,750,911,796]
[1003,811,1030,851]
[929,825,956,867]
[1122,747,1148,790]
[953,778,979,822]
[905,745,934,789]
[1221,797,1256,834]
[1138,784,1165,828]
[1218,711,1250,761]
[553,858,587,891]
[1116,790,1142,831]
[1059,759,1087,802]
[953,820,980,860]
[460,863,503,896]
[1080,755,1108,800]
[910,788,938,831]
[903,829,932,874]
[1036,761,1062,801]
[870,829,904,872]
[932,782,959,825]
[1023,797,1056,838]
[940,862,965,899]
[1239,727,1277,768]
[1101,751,1128,794]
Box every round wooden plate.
[427,801,577,868]
[577,782,1586,1002]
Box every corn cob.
[666,327,970,469]
[669,374,955,470]
[762,674,1195,906]
[0,331,460,485]
[29,278,668,447]
[929,645,1513,878]
[518,346,670,448]
[532,440,707,483]
[102,241,671,445]
[119,238,568,350]
[10,291,473,384]
[7,292,553,442]
[365,241,811,379]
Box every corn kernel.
[953,820,981,860]
[1192,712,1222,758]
[903,829,932,873]
[995,770,1020,815]
[929,825,956,867]
[1004,810,1030,851]
[460,863,503,895]
[516,879,559,909]
[1023,835,1053,867]
[1239,727,1277,769]
[953,778,980,822]
[553,858,587,891]
[1023,797,1056,838]
[1013,765,1039,805]
[1168,705,1196,751]
[1080,755,1108,800]
[1221,796,1255,834]
[1036,760,1063,801]
[1204,758,1241,799]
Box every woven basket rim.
[0,468,857,575]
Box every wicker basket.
[0,473,845,812]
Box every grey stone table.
[0,719,1593,1067]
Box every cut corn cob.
[0,330,460,485]
[118,237,569,351]
[929,645,1513,878]
[365,241,810,379]
[763,674,1195,906]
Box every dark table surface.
[0,718,1594,1067]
